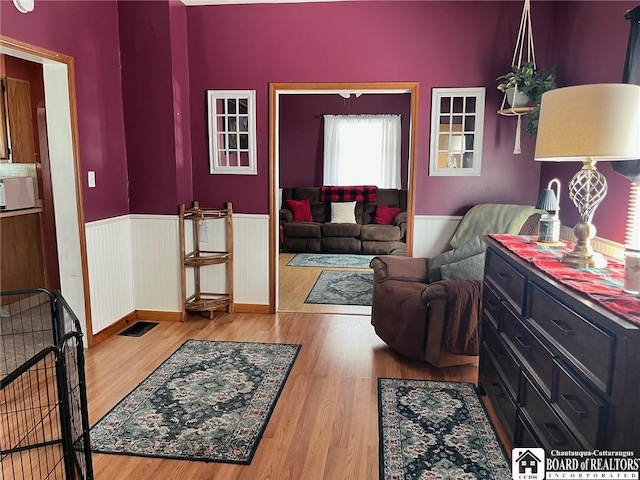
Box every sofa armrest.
[280,208,293,225]
[394,211,408,240]
[370,255,429,283]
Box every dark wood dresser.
[479,236,640,452]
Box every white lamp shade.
[534,84,640,162]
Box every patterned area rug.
[378,379,511,480]
[304,270,373,306]
[287,253,375,269]
[90,340,300,464]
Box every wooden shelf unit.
[179,201,233,320]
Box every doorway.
[0,36,92,344]
[268,82,419,314]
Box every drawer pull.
[487,300,498,310]
[542,422,568,447]
[497,272,511,280]
[551,319,575,336]
[514,335,533,350]
[561,394,588,418]
[489,382,505,398]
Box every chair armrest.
[421,279,482,302]
[370,255,429,283]
[280,209,293,224]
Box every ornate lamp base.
[562,221,607,269]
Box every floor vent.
[118,321,159,337]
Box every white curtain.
[323,114,402,188]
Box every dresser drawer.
[554,360,607,450]
[502,304,554,397]
[483,322,520,398]
[528,284,613,393]
[486,251,525,314]
[483,282,500,329]
[516,414,543,448]
[480,346,517,440]
[520,374,584,451]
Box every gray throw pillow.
[428,236,486,283]
[440,253,486,281]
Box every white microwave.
[0,176,36,211]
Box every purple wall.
[0,0,128,222]
[539,1,636,243]
[187,1,557,215]
[119,0,190,215]
[279,93,411,189]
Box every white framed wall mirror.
[429,87,485,176]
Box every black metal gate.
[1,288,93,479]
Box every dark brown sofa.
[280,187,407,255]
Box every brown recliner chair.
[370,204,542,367]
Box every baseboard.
[234,303,270,314]
[136,310,183,322]
[92,311,137,345]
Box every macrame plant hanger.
[499,0,537,154]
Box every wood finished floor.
[278,253,371,316]
[85,312,508,480]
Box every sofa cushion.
[322,237,361,252]
[360,224,401,242]
[287,187,326,222]
[428,235,486,283]
[285,198,313,222]
[331,201,357,223]
[321,222,361,237]
[374,205,402,225]
[284,222,322,238]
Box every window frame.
[207,90,257,175]
[429,87,485,177]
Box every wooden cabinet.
[479,236,640,452]
[179,201,233,320]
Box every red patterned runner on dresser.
[490,234,640,325]
[320,185,377,202]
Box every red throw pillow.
[285,198,313,222]
[374,205,401,225]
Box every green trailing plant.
[496,62,557,135]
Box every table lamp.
[534,84,640,268]
[535,178,561,243]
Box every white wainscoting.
[412,215,463,258]
[560,225,624,260]
[85,216,135,334]
[130,215,183,313]
[85,214,270,333]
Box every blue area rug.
[304,270,373,306]
[287,253,375,269]
[90,340,300,464]
[378,379,511,479]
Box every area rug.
[90,340,300,464]
[378,378,511,480]
[304,270,373,306]
[286,253,375,269]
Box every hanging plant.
[497,62,557,135]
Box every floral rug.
[378,379,511,479]
[286,253,375,269]
[304,270,373,306]
[90,340,300,464]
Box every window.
[429,87,485,176]
[323,114,401,188]
[207,90,257,175]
